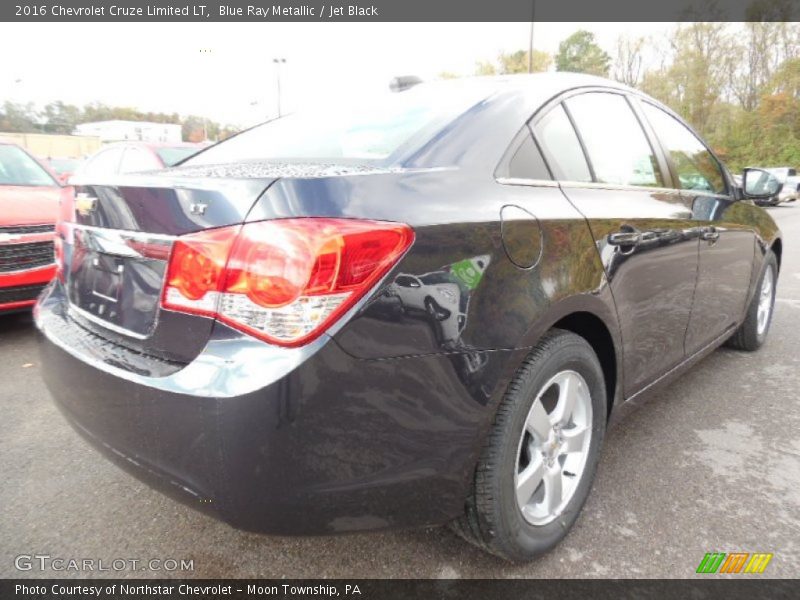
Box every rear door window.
[565,92,663,188]
[532,105,591,182]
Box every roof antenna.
[389,76,423,92]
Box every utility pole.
[273,58,286,117]
[528,0,536,73]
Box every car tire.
[424,297,449,321]
[451,329,606,562]
[726,251,778,351]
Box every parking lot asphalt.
[1,206,798,579]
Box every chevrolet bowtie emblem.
[75,193,98,216]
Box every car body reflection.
[381,254,490,349]
[370,255,493,399]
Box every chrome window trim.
[557,180,730,200]
[496,177,559,188]
[527,85,734,199]
[557,181,685,194]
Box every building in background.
[73,120,182,143]
[0,132,100,159]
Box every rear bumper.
[36,283,515,534]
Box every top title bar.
[2,0,799,22]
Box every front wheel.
[727,251,778,351]
[451,329,606,562]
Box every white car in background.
[778,174,799,204]
[766,167,798,206]
[386,255,490,347]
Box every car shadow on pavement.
[0,311,35,337]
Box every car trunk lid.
[62,172,276,362]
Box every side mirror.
[742,168,783,200]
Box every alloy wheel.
[757,266,775,336]
[515,370,593,526]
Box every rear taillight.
[162,226,237,316]
[162,218,414,346]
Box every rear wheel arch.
[771,238,782,272]
[509,297,622,419]
[550,312,618,420]
[471,305,620,473]
[453,327,608,560]
[456,303,620,523]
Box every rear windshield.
[156,146,201,166]
[0,145,56,186]
[185,85,489,165]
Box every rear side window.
[81,148,124,177]
[533,105,591,182]
[156,146,200,166]
[565,92,663,188]
[507,133,551,180]
[120,148,162,173]
[640,102,727,195]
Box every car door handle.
[607,231,642,246]
[701,226,720,242]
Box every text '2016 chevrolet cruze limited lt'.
[36,74,782,561]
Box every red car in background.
[71,141,205,180]
[0,142,68,313]
[46,157,83,185]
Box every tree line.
[0,100,239,143]
[448,22,800,170]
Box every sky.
[0,22,674,128]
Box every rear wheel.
[727,251,778,351]
[452,329,606,562]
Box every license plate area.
[65,226,171,338]
[91,255,124,304]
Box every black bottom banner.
[2,579,797,600]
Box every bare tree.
[613,34,646,87]
[723,18,800,112]
[645,23,733,132]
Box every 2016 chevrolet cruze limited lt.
[36,74,782,561]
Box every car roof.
[387,73,641,170]
[411,72,636,106]
[432,72,631,90]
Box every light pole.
[8,77,23,101]
[273,58,286,117]
[528,0,536,73]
